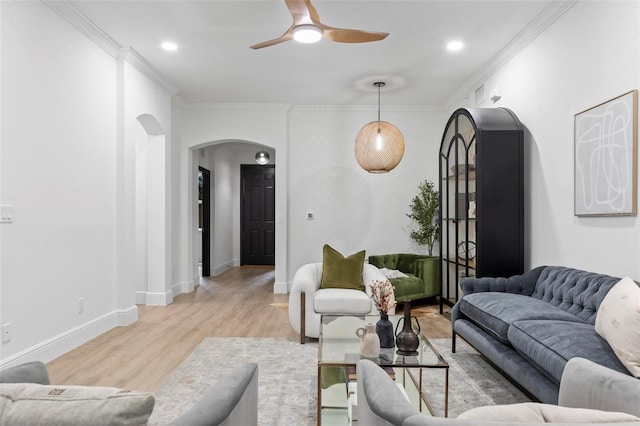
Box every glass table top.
[318,314,448,369]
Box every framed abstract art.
[574,90,638,216]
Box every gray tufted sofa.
[451,266,636,404]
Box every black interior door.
[241,164,275,265]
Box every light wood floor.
[46,266,452,392]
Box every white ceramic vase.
[356,322,380,358]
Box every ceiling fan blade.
[250,28,294,49]
[284,0,315,25]
[323,27,389,43]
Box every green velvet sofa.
[368,253,439,303]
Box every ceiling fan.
[250,0,389,49]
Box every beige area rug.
[149,337,530,425]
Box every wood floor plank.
[46,266,452,392]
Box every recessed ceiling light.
[161,41,178,52]
[446,40,464,52]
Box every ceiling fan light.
[292,25,323,44]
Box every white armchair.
[288,262,389,343]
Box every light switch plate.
[1,205,13,223]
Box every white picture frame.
[574,90,638,216]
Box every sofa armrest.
[357,359,420,425]
[288,263,322,335]
[363,263,388,297]
[0,361,50,385]
[170,363,258,426]
[460,266,546,297]
[559,357,640,417]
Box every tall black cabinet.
[439,108,524,312]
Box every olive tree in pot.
[406,180,440,294]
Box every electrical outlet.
[78,298,85,314]
[2,323,11,343]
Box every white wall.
[448,1,640,279]
[174,105,445,290]
[0,1,175,365]
[0,1,118,363]
[172,106,289,292]
[287,106,446,278]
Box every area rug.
[149,337,530,425]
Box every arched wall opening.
[187,140,282,289]
[135,113,171,305]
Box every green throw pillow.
[320,244,365,291]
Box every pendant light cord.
[375,81,385,133]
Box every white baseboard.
[145,290,174,306]
[0,306,138,369]
[274,281,288,294]
[116,305,138,326]
[212,260,234,276]
[171,280,195,297]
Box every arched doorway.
[188,141,277,281]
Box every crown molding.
[290,104,443,112]
[118,48,179,96]
[172,102,442,112]
[174,101,294,111]
[44,0,179,96]
[445,0,579,109]
[44,0,120,57]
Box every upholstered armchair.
[368,253,439,302]
[288,262,388,343]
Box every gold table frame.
[317,314,449,425]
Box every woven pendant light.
[355,82,405,173]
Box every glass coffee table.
[317,314,449,425]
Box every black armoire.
[439,108,524,312]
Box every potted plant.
[406,180,440,256]
[406,180,440,295]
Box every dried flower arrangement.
[370,279,397,314]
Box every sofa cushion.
[389,275,423,300]
[531,266,621,325]
[314,288,372,314]
[595,276,640,378]
[0,361,50,385]
[320,244,365,291]
[458,402,640,423]
[508,320,630,383]
[459,292,583,343]
[0,382,155,426]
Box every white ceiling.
[66,0,560,106]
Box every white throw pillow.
[0,382,155,425]
[458,402,640,423]
[379,267,408,279]
[595,276,640,378]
